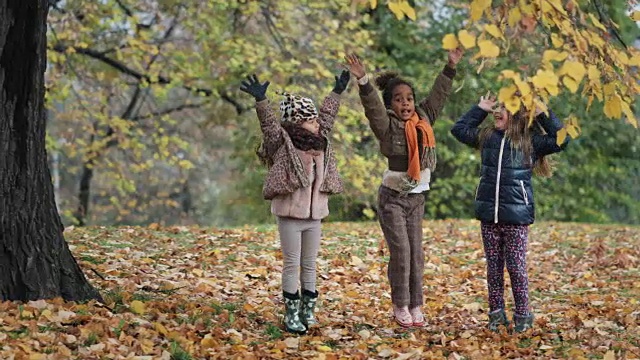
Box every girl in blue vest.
[451,93,569,333]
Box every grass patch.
[264,323,283,340]
[169,341,193,360]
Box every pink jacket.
[256,92,344,219]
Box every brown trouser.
[378,185,425,308]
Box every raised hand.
[333,70,350,94]
[344,53,366,80]
[478,91,497,112]
[240,74,270,101]
[447,48,464,68]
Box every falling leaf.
[484,24,503,39]
[556,127,567,146]
[470,0,491,21]
[458,30,477,49]
[632,11,640,21]
[477,39,499,57]
[442,33,460,50]
[508,7,521,27]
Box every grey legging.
[277,217,321,294]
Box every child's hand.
[447,48,464,68]
[345,53,366,79]
[240,74,270,101]
[478,91,497,112]
[333,70,350,94]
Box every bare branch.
[114,0,134,17]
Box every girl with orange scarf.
[345,50,462,327]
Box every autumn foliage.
[362,0,639,145]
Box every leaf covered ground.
[0,220,639,359]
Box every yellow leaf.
[398,1,416,21]
[500,70,519,80]
[317,345,332,352]
[603,94,622,119]
[369,0,377,9]
[201,334,217,349]
[458,30,477,49]
[498,85,518,103]
[130,300,146,315]
[442,33,460,50]
[388,2,404,20]
[562,76,579,93]
[632,11,640,21]
[621,100,638,128]
[530,70,559,96]
[542,50,568,63]
[588,13,607,31]
[629,54,640,67]
[154,322,169,336]
[556,128,567,146]
[551,33,564,48]
[505,96,522,114]
[603,82,616,97]
[478,39,500,57]
[616,51,630,65]
[470,0,491,21]
[559,60,586,83]
[515,79,532,97]
[587,65,600,82]
[484,24,503,39]
[508,7,521,27]
[566,124,579,138]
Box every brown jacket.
[256,92,344,218]
[358,65,455,172]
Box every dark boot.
[488,309,509,332]
[300,289,318,327]
[283,291,307,334]
[513,313,534,333]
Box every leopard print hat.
[279,93,318,124]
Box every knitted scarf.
[405,112,436,181]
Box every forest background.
[45,0,640,228]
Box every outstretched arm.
[317,70,349,136]
[240,74,283,156]
[418,48,463,124]
[450,93,495,148]
[345,53,390,141]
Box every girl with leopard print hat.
[240,70,349,335]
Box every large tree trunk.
[0,0,101,302]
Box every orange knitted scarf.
[405,112,436,181]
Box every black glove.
[240,74,270,101]
[332,70,350,94]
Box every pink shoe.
[409,307,425,327]
[393,305,412,328]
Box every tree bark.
[0,0,102,301]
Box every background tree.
[0,0,101,301]
[44,0,640,227]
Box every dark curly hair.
[374,71,416,109]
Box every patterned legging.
[481,223,530,316]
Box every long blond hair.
[477,108,554,177]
